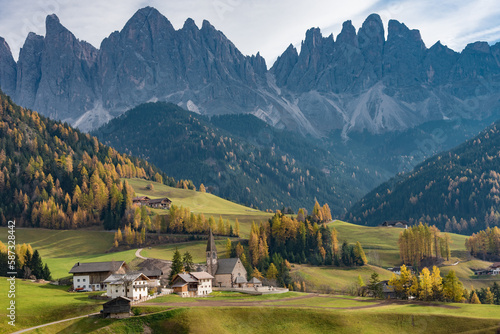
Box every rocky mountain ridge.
[1,7,500,136]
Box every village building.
[491,262,500,275]
[380,221,408,228]
[69,261,128,291]
[132,196,172,209]
[206,229,248,288]
[139,267,163,287]
[101,296,131,319]
[104,273,150,300]
[247,277,262,288]
[388,266,413,275]
[171,272,214,297]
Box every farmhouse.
[491,262,500,275]
[140,267,163,287]
[171,271,214,297]
[101,296,131,319]
[104,273,150,300]
[388,266,413,275]
[132,196,172,209]
[380,221,408,228]
[473,263,500,276]
[69,261,128,291]
[206,229,248,288]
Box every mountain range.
[1,7,500,137]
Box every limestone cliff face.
[1,9,500,136]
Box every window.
[77,279,80,282]
[82,279,86,282]
[115,290,118,293]
[77,285,80,288]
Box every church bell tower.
[206,228,218,277]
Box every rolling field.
[20,296,500,334]
[328,220,469,268]
[125,178,273,238]
[0,280,103,333]
[0,227,136,279]
[291,264,394,293]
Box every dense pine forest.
[346,121,500,234]
[0,91,178,229]
[94,102,361,213]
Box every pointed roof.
[206,228,216,252]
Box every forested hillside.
[347,121,500,234]
[94,102,356,213]
[0,91,175,229]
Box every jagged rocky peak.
[336,20,357,47]
[16,32,44,106]
[358,14,384,49]
[0,37,17,97]
[249,52,267,76]
[386,19,425,49]
[270,44,299,87]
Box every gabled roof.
[173,273,198,284]
[133,196,150,201]
[206,228,216,252]
[69,261,125,274]
[148,197,171,204]
[140,268,163,277]
[234,276,247,284]
[191,272,214,280]
[490,262,500,269]
[103,273,149,284]
[216,258,240,275]
[103,296,131,306]
[249,277,261,284]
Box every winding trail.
[135,248,147,259]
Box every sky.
[1,0,500,65]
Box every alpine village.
[1,4,500,334]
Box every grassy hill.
[126,177,273,238]
[12,291,500,334]
[0,227,136,279]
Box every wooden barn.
[101,296,131,318]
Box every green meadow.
[124,178,273,238]
[0,280,103,333]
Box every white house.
[190,272,214,295]
[491,263,500,275]
[104,273,150,300]
[69,261,127,292]
[171,272,214,297]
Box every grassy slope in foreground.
[31,306,500,334]
[125,178,273,238]
[0,280,102,334]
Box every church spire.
[206,228,216,252]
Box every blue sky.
[1,0,500,64]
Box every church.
[206,229,248,288]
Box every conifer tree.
[169,248,184,283]
[182,251,194,272]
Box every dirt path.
[136,248,147,259]
[11,313,100,334]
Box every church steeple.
[206,228,218,277]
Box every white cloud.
[0,0,500,63]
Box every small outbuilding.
[247,277,262,288]
[101,296,131,319]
